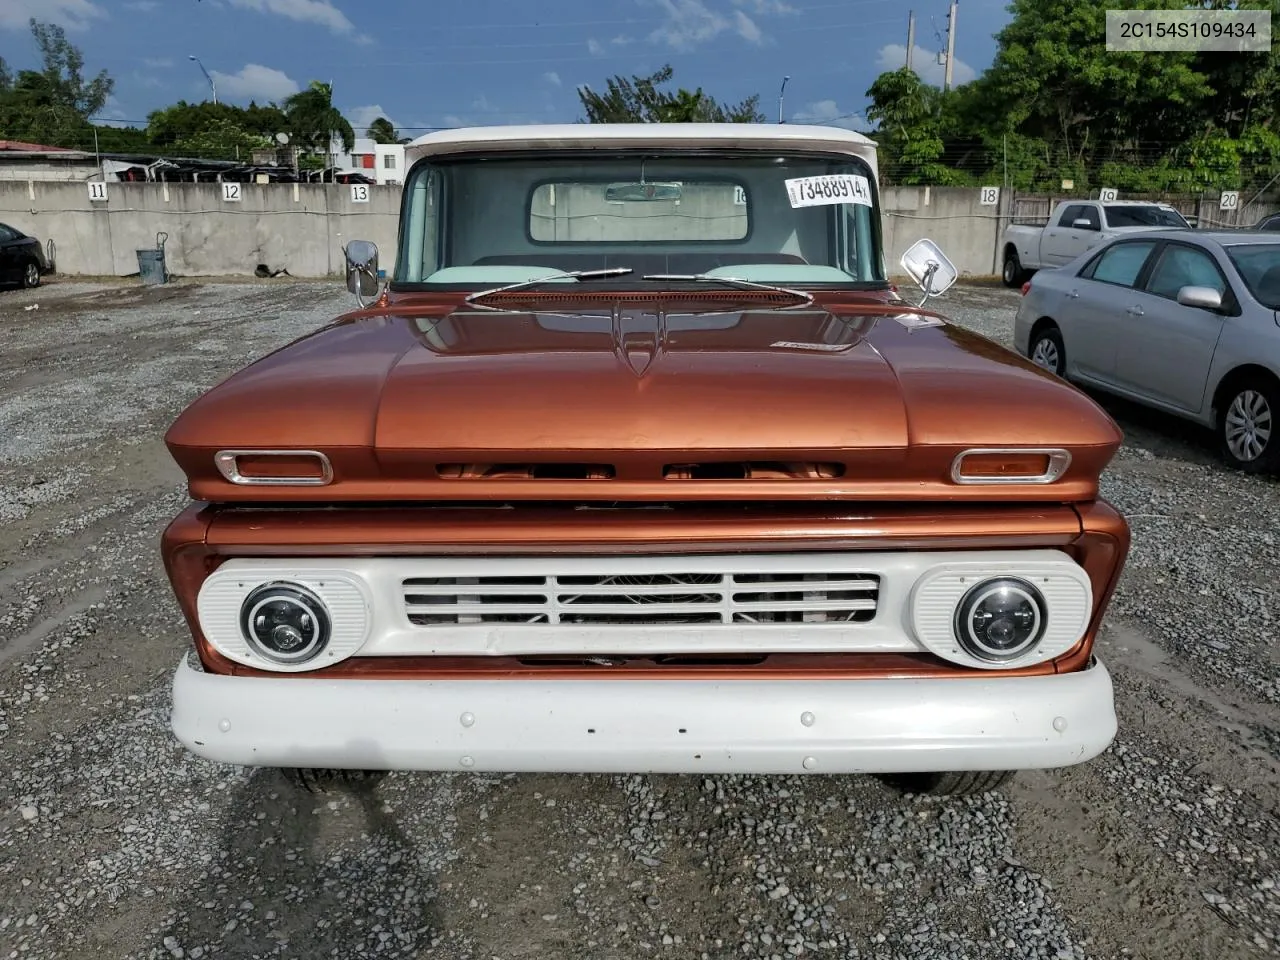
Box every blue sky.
[1,0,1012,137]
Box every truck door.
[1042,204,1100,267]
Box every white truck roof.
[405,123,879,177]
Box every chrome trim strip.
[214,449,333,486]
[950,447,1072,485]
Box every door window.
[0,225,16,242]
[1144,244,1227,300]
[1082,240,1156,286]
[1057,205,1084,227]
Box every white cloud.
[611,34,634,45]
[0,0,104,30]
[471,94,496,113]
[791,99,864,130]
[648,0,773,50]
[732,0,795,13]
[347,104,399,135]
[543,71,562,87]
[123,0,157,9]
[223,0,356,35]
[732,10,761,43]
[209,64,300,103]
[876,43,976,87]
[587,38,606,56]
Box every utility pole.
[906,11,915,72]
[943,1,957,91]
[778,75,790,124]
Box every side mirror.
[344,239,380,305]
[1072,218,1098,230]
[1176,285,1223,311]
[900,239,958,307]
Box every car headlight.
[953,576,1046,662]
[240,582,331,665]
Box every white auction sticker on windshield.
[785,174,873,208]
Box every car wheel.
[1219,375,1280,473]
[278,768,387,794]
[1028,324,1066,377]
[1001,251,1023,288]
[886,770,1016,796]
[21,261,40,289]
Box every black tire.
[1028,323,1066,377]
[888,770,1016,796]
[278,768,387,794]
[1217,373,1280,474]
[21,260,40,289]
[1001,249,1024,287]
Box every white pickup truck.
[1001,199,1190,286]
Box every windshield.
[393,151,885,288]
[1105,205,1188,228]
[1225,244,1280,309]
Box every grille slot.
[402,571,880,626]
[437,463,615,480]
[663,461,845,480]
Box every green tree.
[0,19,114,146]
[283,81,354,161]
[366,116,400,143]
[578,65,766,123]
[865,68,969,185]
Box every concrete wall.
[22,179,1259,281]
[0,180,401,278]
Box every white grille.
[401,571,880,626]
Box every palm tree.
[283,81,354,166]
[366,116,398,144]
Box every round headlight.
[953,577,1046,662]
[240,582,330,665]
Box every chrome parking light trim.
[950,447,1072,485]
[214,449,333,486]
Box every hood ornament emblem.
[612,307,668,379]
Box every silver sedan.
[1014,230,1280,473]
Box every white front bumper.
[170,655,1117,775]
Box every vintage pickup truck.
[162,124,1130,797]
[1002,199,1190,286]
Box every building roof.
[406,123,878,162]
[0,140,74,152]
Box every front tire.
[888,770,1016,796]
[1028,323,1066,377]
[279,768,387,794]
[21,261,40,289]
[1218,375,1279,473]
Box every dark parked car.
[0,222,50,288]
[1255,212,1280,232]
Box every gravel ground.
[0,278,1277,960]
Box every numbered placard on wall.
[222,181,243,202]
[88,181,108,203]
[1098,187,1119,202]
[979,186,1000,206]
[351,183,371,203]
[1220,191,1239,211]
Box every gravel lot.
[0,278,1277,960]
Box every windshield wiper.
[464,267,633,306]
[642,273,814,306]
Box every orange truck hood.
[165,294,1123,503]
